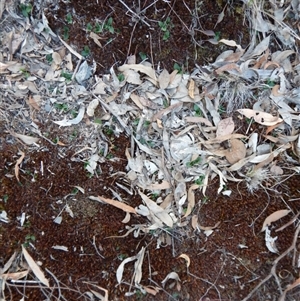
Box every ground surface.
[1,1,300,301]
[46,0,250,74]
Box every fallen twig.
[241,224,300,301]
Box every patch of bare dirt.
[46,0,250,74]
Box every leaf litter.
[1,1,300,300]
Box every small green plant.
[63,26,70,40]
[104,127,114,136]
[139,52,147,60]
[151,192,159,201]
[23,234,36,247]
[71,109,78,118]
[135,290,146,300]
[143,120,151,127]
[71,188,79,195]
[86,22,93,32]
[65,13,73,24]
[266,79,276,88]
[163,98,169,108]
[3,194,9,202]
[214,31,221,41]
[117,73,125,82]
[60,71,73,81]
[133,118,140,126]
[158,17,174,41]
[117,253,127,260]
[106,153,114,159]
[218,105,226,114]
[173,62,183,74]
[71,130,78,139]
[94,22,101,33]
[20,68,30,79]
[194,104,203,117]
[103,17,115,34]
[202,196,209,204]
[19,3,32,18]
[54,103,69,112]
[194,175,205,185]
[81,46,90,58]
[186,157,201,168]
[46,54,53,64]
[94,118,102,125]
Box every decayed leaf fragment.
[191,215,198,230]
[237,109,283,126]
[177,254,190,268]
[22,246,50,287]
[188,79,195,99]
[216,117,235,137]
[261,209,291,232]
[15,151,25,182]
[161,271,181,291]
[26,95,40,110]
[264,227,279,254]
[225,139,246,164]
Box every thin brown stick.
[241,224,300,301]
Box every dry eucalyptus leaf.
[237,109,283,126]
[116,255,137,284]
[89,32,103,47]
[123,69,142,85]
[97,195,137,215]
[122,212,131,223]
[184,184,199,218]
[216,117,234,137]
[22,246,50,287]
[225,139,246,164]
[0,270,29,281]
[214,4,226,28]
[261,209,291,232]
[12,132,39,145]
[139,191,174,228]
[158,69,170,90]
[142,285,160,295]
[116,247,145,284]
[199,221,221,231]
[215,63,241,75]
[118,64,157,82]
[134,246,145,284]
[53,106,85,126]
